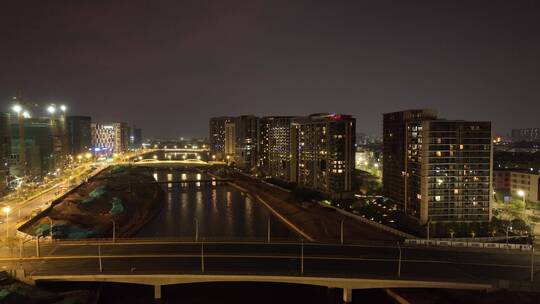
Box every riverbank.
[223,171,400,243]
[19,165,165,239]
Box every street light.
[506,225,513,245]
[47,105,56,114]
[60,105,67,112]
[12,104,22,113]
[517,190,526,207]
[2,206,11,239]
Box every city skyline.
[2,1,539,138]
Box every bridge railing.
[41,236,400,247]
[405,238,533,251]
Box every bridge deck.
[5,241,539,292]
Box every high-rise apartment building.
[292,114,356,199]
[382,109,438,212]
[10,117,66,178]
[258,116,296,180]
[224,121,236,160]
[211,113,356,198]
[91,122,129,153]
[129,125,143,149]
[233,115,258,170]
[67,116,92,155]
[209,117,234,161]
[511,128,540,143]
[383,110,493,224]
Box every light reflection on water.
[134,170,295,239]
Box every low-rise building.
[91,122,129,154]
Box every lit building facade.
[224,121,236,160]
[258,116,296,180]
[233,115,258,170]
[209,117,234,161]
[384,110,493,224]
[510,171,539,204]
[67,116,91,155]
[292,114,356,199]
[382,109,438,212]
[9,118,67,178]
[91,122,129,154]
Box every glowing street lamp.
[2,206,11,239]
[517,190,526,206]
[60,105,67,112]
[12,104,22,113]
[47,105,56,115]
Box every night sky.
[1,0,539,139]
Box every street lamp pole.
[35,236,40,257]
[340,219,344,245]
[111,219,116,243]
[48,217,53,241]
[300,238,304,275]
[426,219,432,246]
[397,241,402,277]
[98,244,103,273]
[531,242,535,282]
[267,218,271,244]
[201,239,205,273]
[195,218,199,242]
[2,206,11,239]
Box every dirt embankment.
[20,165,165,239]
[227,172,400,243]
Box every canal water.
[134,151,295,240]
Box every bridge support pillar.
[154,285,161,299]
[343,288,352,303]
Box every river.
[134,151,295,240]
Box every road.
[1,163,108,239]
[1,149,155,243]
[1,240,538,287]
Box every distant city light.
[22,111,31,118]
[60,105,67,112]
